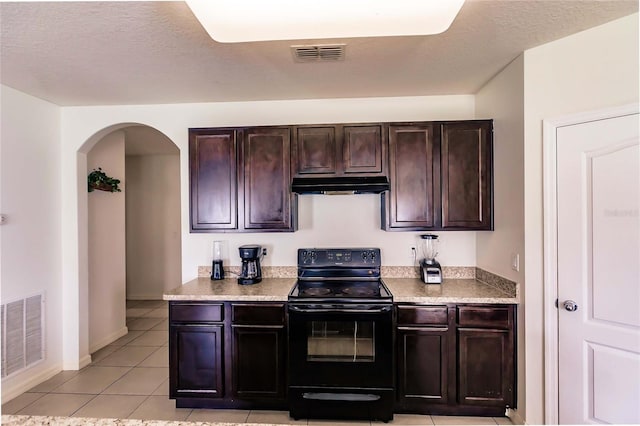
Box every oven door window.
[307,320,374,362]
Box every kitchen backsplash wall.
[197,265,517,298]
[475,267,518,298]
[197,265,476,279]
[193,194,478,271]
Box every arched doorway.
[82,124,180,354]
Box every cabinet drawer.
[170,303,224,323]
[232,303,285,325]
[397,305,448,326]
[457,306,510,329]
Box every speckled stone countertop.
[163,277,517,304]
[163,277,295,301]
[385,278,518,304]
[1,415,281,425]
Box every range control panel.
[298,248,380,267]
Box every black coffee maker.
[238,245,263,285]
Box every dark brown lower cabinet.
[397,327,452,406]
[231,303,286,401]
[169,301,514,416]
[396,304,516,416]
[457,305,515,409]
[169,302,225,403]
[169,301,286,409]
[170,324,224,399]
[458,329,513,407]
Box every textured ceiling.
[0,1,637,106]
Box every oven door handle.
[288,305,392,314]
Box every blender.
[419,234,442,284]
[211,240,225,280]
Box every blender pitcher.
[211,240,225,280]
[419,234,442,284]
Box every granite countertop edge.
[163,277,518,304]
[1,414,287,426]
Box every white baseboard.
[89,326,129,354]
[506,408,526,425]
[1,364,61,404]
[78,354,92,369]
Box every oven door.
[288,303,394,389]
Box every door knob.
[563,300,579,312]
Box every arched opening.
[80,124,180,354]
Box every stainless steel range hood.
[291,176,390,194]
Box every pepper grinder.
[211,240,225,280]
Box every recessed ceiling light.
[185,0,466,43]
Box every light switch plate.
[511,253,520,272]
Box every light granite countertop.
[1,415,284,425]
[163,277,518,304]
[163,277,296,301]
[385,278,518,304]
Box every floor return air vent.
[1,293,45,378]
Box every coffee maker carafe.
[238,245,263,285]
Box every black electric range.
[287,248,395,423]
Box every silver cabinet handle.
[563,300,579,312]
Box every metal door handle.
[563,300,578,312]
[289,305,392,314]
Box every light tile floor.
[2,300,514,425]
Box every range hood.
[291,176,390,194]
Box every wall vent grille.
[1,293,45,378]
[291,44,346,62]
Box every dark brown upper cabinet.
[383,124,439,230]
[440,121,493,230]
[293,124,387,177]
[189,127,297,233]
[242,127,297,231]
[382,120,493,231]
[189,129,239,231]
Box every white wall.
[475,55,526,422]
[475,56,525,284]
[87,132,127,353]
[126,153,181,299]
[0,85,63,402]
[522,13,639,424]
[59,95,476,366]
[476,56,526,418]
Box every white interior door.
[556,111,640,424]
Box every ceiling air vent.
[291,44,346,63]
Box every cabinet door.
[457,328,514,407]
[242,127,296,231]
[295,126,337,175]
[440,121,493,230]
[232,325,286,400]
[170,324,224,399]
[343,124,385,175]
[397,326,451,407]
[383,124,439,230]
[189,129,238,231]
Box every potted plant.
[88,167,121,192]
